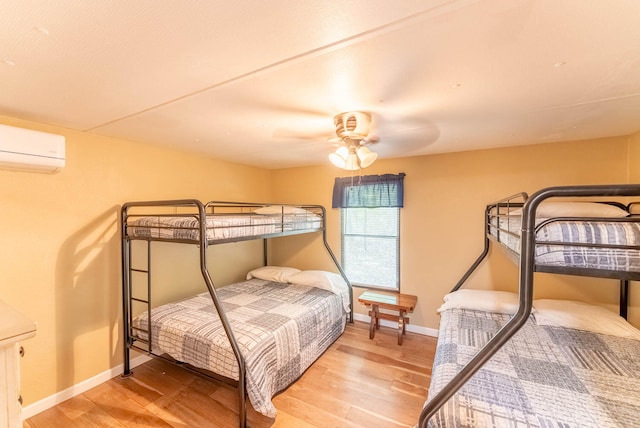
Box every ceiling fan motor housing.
[334,112,371,141]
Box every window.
[341,207,400,289]
[332,173,405,291]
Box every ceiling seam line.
[84,0,476,132]
[520,92,640,114]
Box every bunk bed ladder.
[122,214,155,375]
[129,242,153,354]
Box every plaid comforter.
[132,279,347,417]
[491,217,640,272]
[427,308,640,427]
[128,213,321,242]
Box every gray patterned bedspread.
[427,308,640,427]
[132,278,347,417]
[490,217,640,272]
[128,213,322,242]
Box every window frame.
[340,206,401,291]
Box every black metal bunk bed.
[419,184,640,427]
[120,199,352,428]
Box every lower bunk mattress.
[427,308,640,427]
[131,278,347,417]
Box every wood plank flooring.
[25,321,437,428]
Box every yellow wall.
[0,115,271,406]
[628,130,640,182]
[271,135,640,330]
[3,109,640,411]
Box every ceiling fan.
[329,111,379,170]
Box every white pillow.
[287,270,351,313]
[510,201,628,218]
[253,205,311,215]
[246,266,300,283]
[287,270,346,293]
[437,289,528,315]
[533,299,640,340]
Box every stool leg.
[398,310,406,345]
[374,305,380,330]
[369,305,379,339]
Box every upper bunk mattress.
[127,213,322,242]
[131,278,347,418]
[427,307,640,427]
[490,216,640,273]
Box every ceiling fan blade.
[246,97,333,118]
[361,135,380,145]
[272,127,335,141]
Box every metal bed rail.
[124,201,324,245]
[121,199,352,428]
[418,184,640,428]
[488,197,640,284]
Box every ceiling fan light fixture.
[329,146,349,168]
[357,146,377,168]
[344,152,360,171]
[329,144,378,170]
[329,111,378,170]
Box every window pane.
[343,236,398,287]
[343,207,398,235]
[341,207,399,289]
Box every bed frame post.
[620,279,629,319]
[451,205,492,292]
[418,198,537,427]
[194,201,247,428]
[121,204,132,376]
[263,239,268,266]
[320,206,354,323]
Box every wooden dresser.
[0,300,37,428]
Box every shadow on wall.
[55,206,120,393]
[53,205,267,393]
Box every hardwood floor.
[25,321,437,428]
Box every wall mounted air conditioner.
[0,124,65,173]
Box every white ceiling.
[1,0,640,169]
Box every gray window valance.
[332,173,405,208]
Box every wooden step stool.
[358,290,418,345]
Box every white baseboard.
[22,354,152,420]
[352,313,439,337]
